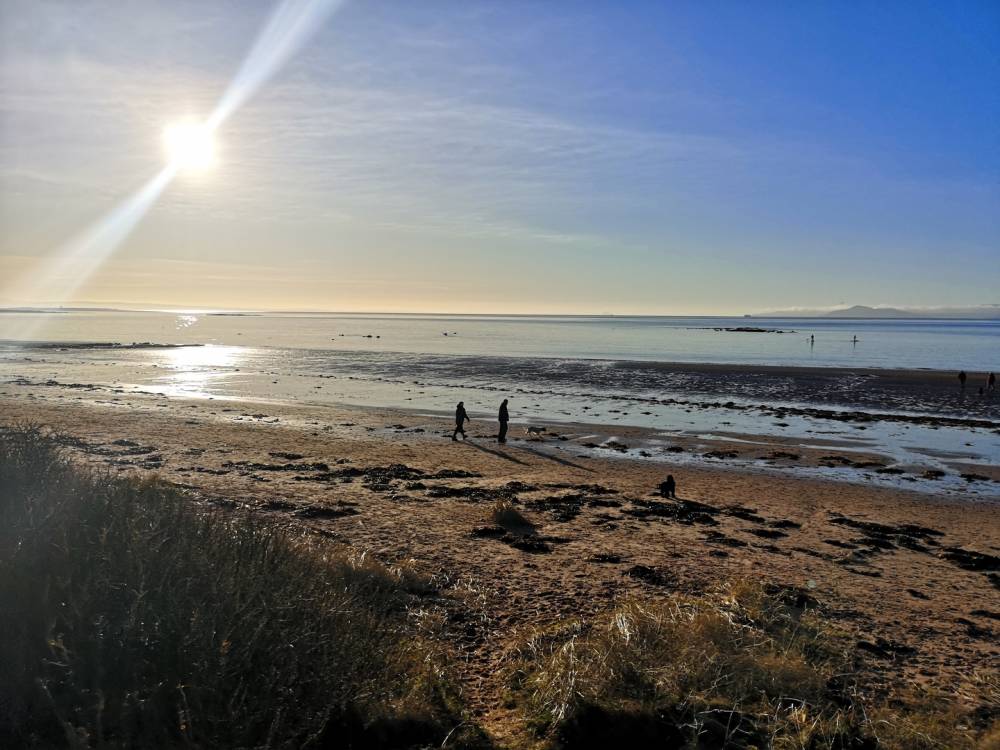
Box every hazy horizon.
[3,302,999,320]
[1,0,998,314]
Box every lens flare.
[0,165,177,340]
[207,0,345,130]
[2,0,346,325]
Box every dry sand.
[2,388,998,733]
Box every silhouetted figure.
[852,335,858,345]
[452,401,470,441]
[958,371,967,390]
[988,373,996,392]
[498,399,509,444]
[810,335,815,346]
[658,475,677,499]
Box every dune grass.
[504,581,997,749]
[0,424,474,749]
[491,500,533,531]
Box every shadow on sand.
[461,440,530,465]
[512,442,595,472]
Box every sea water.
[1,311,998,497]
[1,310,998,370]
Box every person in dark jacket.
[452,401,470,441]
[958,370,967,389]
[988,372,996,392]
[498,399,510,444]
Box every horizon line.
[1,304,999,321]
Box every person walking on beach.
[958,370,967,390]
[810,335,815,346]
[988,373,996,392]
[498,399,510,444]
[452,401,470,441]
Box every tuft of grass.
[0,424,477,749]
[491,500,533,531]
[504,581,998,749]
[865,674,1000,750]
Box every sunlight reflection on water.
[155,344,244,398]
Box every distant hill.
[754,305,1000,320]
[821,305,919,319]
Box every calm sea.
[1,311,998,371]
[3,311,998,496]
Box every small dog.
[524,426,547,439]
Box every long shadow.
[461,440,530,466]
[513,442,595,472]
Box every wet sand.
[2,384,998,732]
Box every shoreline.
[3,370,999,499]
[4,338,998,378]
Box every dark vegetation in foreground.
[0,425,477,749]
[1,424,997,749]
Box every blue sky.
[0,0,997,313]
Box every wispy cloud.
[1,0,997,313]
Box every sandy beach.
[3,380,997,736]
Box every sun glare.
[163,120,216,171]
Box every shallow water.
[2,310,998,370]
[1,311,998,498]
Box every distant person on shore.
[958,371,967,390]
[498,399,510,444]
[852,335,858,345]
[452,401,470,441]
[810,335,815,346]
[658,475,677,499]
[988,373,996,392]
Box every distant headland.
[752,304,1000,320]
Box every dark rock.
[770,519,802,529]
[295,504,359,520]
[704,450,738,459]
[747,528,788,540]
[624,565,674,587]
[269,451,305,460]
[470,525,506,538]
[702,530,748,548]
[961,472,990,482]
[505,536,552,553]
[939,547,1000,572]
[856,638,916,659]
[955,617,994,639]
[587,553,622,564]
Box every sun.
[163,120,216,171]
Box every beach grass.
[0,424,472,749]
[503,581,996,749]
[491,499,533,531]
